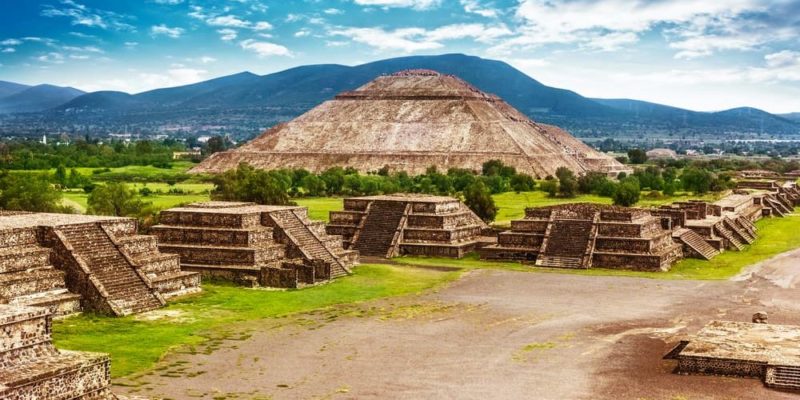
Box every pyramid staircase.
[268,209,353,278]
[734,216,757,238]
[0,305,115,399]
[674,228,720,260]
[54,223,164,316]
[0,241,81,317]
[352,201,408,257]
[766,197,789,216]
[115,235,201,299]
[535,217,595,269]
[766,365,800,391]
[713,223,745,251]
[723,216,755,244]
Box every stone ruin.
[479,203,683,271]
[191,69,630,178]
[326,195,490,258]
[153,202,358,288]
[666,320,800,391]
[0,304,115,399]
[0,212,200,317]
[480,189,792,271]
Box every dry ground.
[116,251,800,400]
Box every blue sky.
[1,0,800,113]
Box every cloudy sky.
[1,0,800,113]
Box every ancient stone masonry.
[479,203,682,271]
[0,304,116,399]
[0,213,198,317]
[191,69,630,178]
[326,195,490,259]
[667,320,800,391]
[153,202,358,289]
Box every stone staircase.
[0,241,81,317]
[735,216,757,237]
[675,228,720,260]
[714,223,745,251]
[0,305,115,399]
[116,235,201,299]
[55,224,163,316]
[766,365,800,391]
[723,217,755,244]
[535,219,594,269]
[766,197,789,216]
[269,209,352,278]
[353,201,408,257]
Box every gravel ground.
[117,257,800,400]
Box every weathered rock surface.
[192,69,629,178]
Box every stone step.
[9,289,82,317]
[0,245,52,274]
[535,255,584,269]
[0,351,111,399]
[676,229,720,260]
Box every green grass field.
[53,263,462,378]
[294,197,343,221]
[63,192,211,213]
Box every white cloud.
[62,45,103,53]
[153,0,183,4]
[207,15,250,28]
[352,0,441,10]
[324,8,344,15]
[253,21,273,31]
[151,24,185,38]
[493,0,772,57]
[217,29,238,41]
[36,52,65,64]
[1,39,22,46]
[2,48,15,53]
[326,40,349,47]
[239,39,292,57]
[294,29,311,37]
[124,41,138,47]
[41,0,134,31]
[330,23,512,52]
[460,0,497,18]
[199,56,217,64]
[69,54,90,59]
[138,68,207,90]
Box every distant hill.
[1,54,798,137]
[780,112,800,122]
[0,84,84,114]
[0,81,30,98]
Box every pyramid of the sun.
[191,69,629,178]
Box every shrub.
[463,180,497,223]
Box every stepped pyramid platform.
[668,320,800,391]
[154,201,357,288]
[0,304,115,399]
[191,69,630,178]
[0,212,199,317]
[326,194,491,259]
[479,203,683,271]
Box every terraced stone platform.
[327,194,491,259]
[669,320,800,391]
[154,202,357,288]
[0,304,115,399]
[480,203,682,271]
[0,213,197,316]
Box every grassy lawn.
[12,161,198,180]
[53,263,461,378]
[294,197,343,221]
[63,192,210,213]
[393,209,800,281]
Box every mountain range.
[0,54,797,138]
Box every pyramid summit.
[192,69,629,178]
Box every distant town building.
[646,148,678,159]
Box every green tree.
[510,173,536,193]
[613,178,640,206]
[541,179,558,197]
[555,167,577,198]
[0,173,65,212]
[680,167,713,194]
[301,174,327,197]
[627,149,648,164]
[463,180,497,223]
[211,163,292,205]
[54,164,68,187]
[87,182,151,217]
[577,171,608,194]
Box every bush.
[510,173,536,193]
[613,178,640,206]
[0,172,65,212]
[463,180,497,223]
[555,167,577,198]
[627,149,648,164]
[88,182,152,217]
[541,179,558,197]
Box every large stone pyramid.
[192,69,629,178]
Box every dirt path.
[115,261,800,400]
